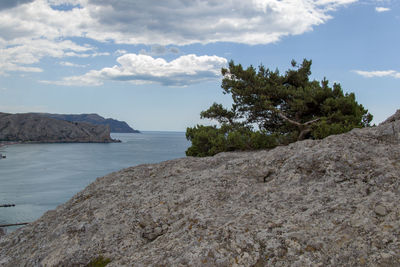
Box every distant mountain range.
[36,113,140,133]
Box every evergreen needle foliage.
[86,256,111,267]
[186,59,373,157]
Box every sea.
[0,132,190,232]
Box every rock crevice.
[0,112,399,266]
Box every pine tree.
[186,59,373,157]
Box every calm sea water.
[0,132,189,231]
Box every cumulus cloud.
[1,0,358,45]
[81,0,357,45]
[43,54,228,86]
[375,7,390,12]
[0,0,356,77]
[0,0,34,11]
[354,70,400,78]
[0,0,97,74]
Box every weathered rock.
[0,112,117,143]
[36,113,140,133]
[0,112,400,266]
[374,205,387,217]
[381,109,400,124]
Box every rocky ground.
[0,111,399,266]
[0,112,117,143]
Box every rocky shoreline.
[0,111,399,266]
[0,140,120,149]
[0,141,20,147]
[36,113,140,133]
[0,112,118,143]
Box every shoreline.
[0,141,21,148]
[0,140,120,148]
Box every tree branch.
[277,112,302,127]
[277,110,319,127]
[304,118,320,125]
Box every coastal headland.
[35,113,140,133]
[0,112,119,144]
[0,110,399,265]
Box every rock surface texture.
[37,113,140,133]
[1,111,400,266]
[0,112,116,143]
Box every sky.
[0,0,398,131]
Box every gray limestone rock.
[0,112,117,143]
[35,113,140,133]
[381,109,400,124]
[374,205,387,217]
[0,111,400,266]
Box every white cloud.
[80,0,357,45]
[43,54,228,86]
[0,0,99,74]
[375,7,390,12]
[139,45,181,56]
[0,38,92,75]
[114,49,127,56]
[59,61,87,67]
[354,70,400,78]
[0,0,35,11]
[0,0,357,77]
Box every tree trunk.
[276,111,319,141]
[297,127,311,141]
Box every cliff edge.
[37,113,140,133]
[0,112,117,143]
[0,111,399,266]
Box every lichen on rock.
[0,111,400,266]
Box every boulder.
[0,111,399,266]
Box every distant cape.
[36,113,140,133]
[0,112,117,143]
[1,110,400,265]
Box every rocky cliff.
[0,111,399,266]
[0,112,116,143]
[37,113,140,133]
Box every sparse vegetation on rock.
[37,113,139,133]
[0,112,117,143]
[0,110,399,266]
[186,59,373,156]
[86,256,111,267]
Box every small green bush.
[86,256,111,267]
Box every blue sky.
[0,0,398,131]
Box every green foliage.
[186,124,278,157]
[86,256,111,267]
[186,59,373,157]
[186,125,227,157]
